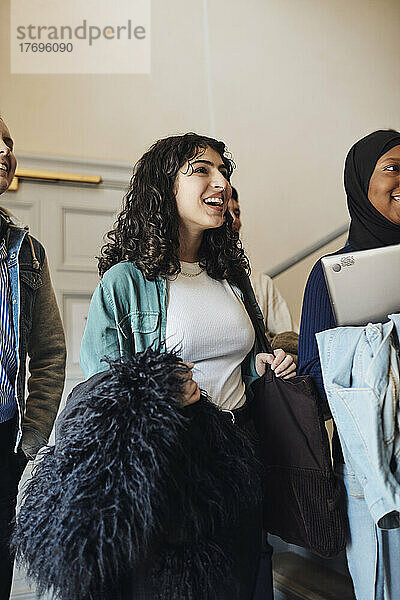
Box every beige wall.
[274,233,348,326]
[1,0,399,321]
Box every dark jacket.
[0,208,66,458]
[13,348,262,600]
[0,207,66,456]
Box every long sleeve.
[80,280,124,379]
[24,256,66,457]
[298,259,336,402]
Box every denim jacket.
[0,208,66,455]
[80,261,261,396]
[316,314,400,528]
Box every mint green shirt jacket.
[80,261,261,398]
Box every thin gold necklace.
[180,265,204,277]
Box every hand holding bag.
[238,274,347,558]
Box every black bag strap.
[236,274,274,355]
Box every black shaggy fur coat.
[13,348,262,600]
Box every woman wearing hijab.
[298,129,400,599]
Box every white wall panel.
[62,207,115,272]
[62,292,92,377]
[1,194,41,238]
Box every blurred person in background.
[228,187,298,358]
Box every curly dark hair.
[98,132,250,281]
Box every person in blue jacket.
[80,132,296,599]
[298,129,400,599]
[0,116,66,600]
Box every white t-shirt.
[166,262,255,410]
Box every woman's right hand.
[180,362,201,406]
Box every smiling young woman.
[367,144,400,225]
[76,132,296,598]
[298,129,400,600]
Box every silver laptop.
[321,244,400,326]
